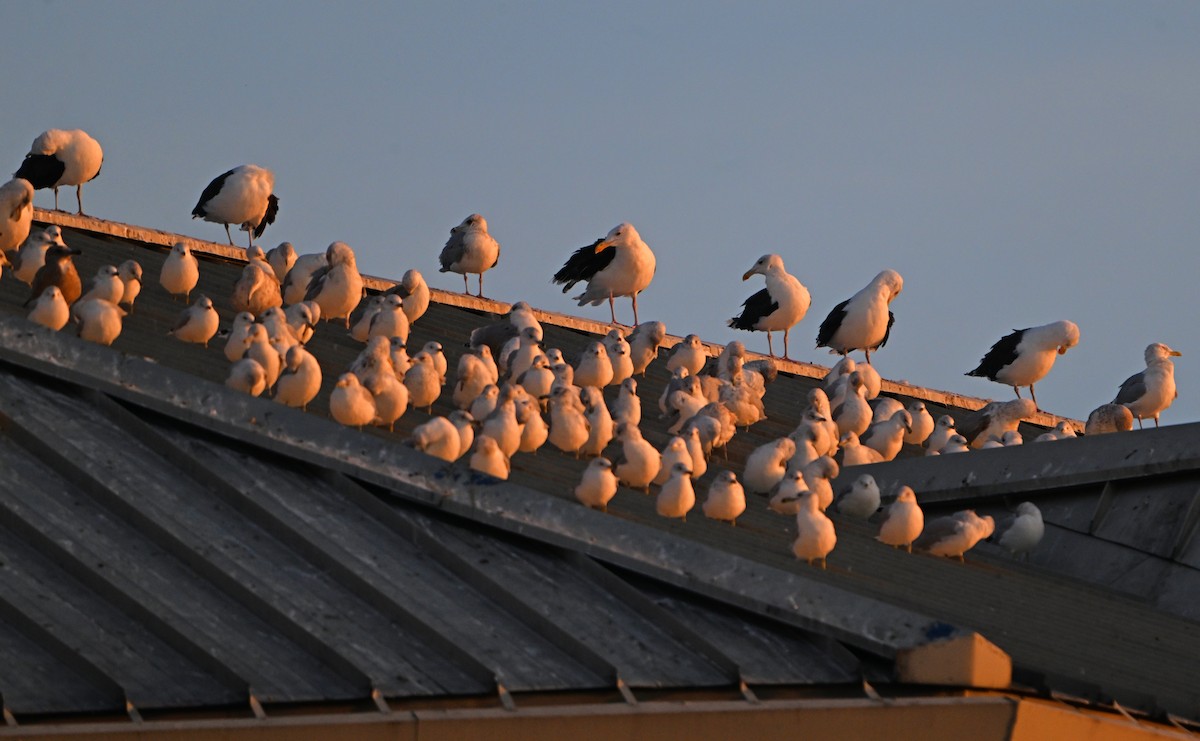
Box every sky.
[6,1,1200,424]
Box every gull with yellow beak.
[552,222,656,326]
[966,320,1080,410]
[728,254,810,360]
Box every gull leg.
[477,273,484,298]
[76,185,84,215]
[864,348,872,365]
[631,293,640,326]
[462,274,469,294]
[1013,387,1022,399]
[767,332,775,358]
[783,329,791,360]
[53,187,60,211]
[1030,386,1039,411]
[608,294,617,325]
[224,224,234,245]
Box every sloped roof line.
[31,208,1080,428]
[0,316,968,660]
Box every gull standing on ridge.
[160,242,200,302]
[14,129,103,214]
[575,457,619,512]
[702,470,746,525]
[1113,343,1182,428]
[0,178,34,255]
[191,164,279,247]
[966,320,1080,409]
[815,269,903,364]
[728,254,811,360]
[168,295,220,346]
[553,222,656,326]
[439,214,500,297]
[876,486,924,552]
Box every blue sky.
[7,2,1200,423]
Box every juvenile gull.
[728,254,811,359]
[28,243,82,306]
[14,129,103,214]
[191,164,279,247]
[961,398,1036,449]
[966,320,1079,409]
[1113,343,1182,428]
[815,269,903,364]
[1085,403,1135,435]
[439,214,500,297]
[553,222,656,325]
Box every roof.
[0,212,1197,735]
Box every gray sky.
[7,1,1199,424]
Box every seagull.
[876,485,924,552]
[937,433,972,455]
[611,377,641,427]
[330,373,377,429]
[1085,403,1135,435]
[349,295,386,342]
[924,414,957,455]
[743,437,796,495]
[388,269,430,325]
[991,502,1045,559]
[666,334,708,375]
[241,325,282,389]
[410,412,475,462]
[438,214,500,297]
[305,241,364,327]
[655,462,696,521]
[275,345,322,410]
[27,243,82,306]
[364,370,409,432]
[815,269,903,364]
[191,164,279,247]
[966,320,1080,409]
[904,401,934,446]
[961,398,1037,449]
[27,285,69,330]
[547,385,590,457]
[860,409,912,462]
[72,298,124,345]
[728,254,811,360]
[14,129,103,214]
[0,178,34,255]
[469,436,511,480]
[613,422,661,493]
[80,265,123,304]
[801,456,839,511]
[117,260,143,313]
[628,320,667,375]
[790,490,837,568]
[915,510,995,561]
[768,469,808,515]
[9,224,65,285]
[836,474,880,519]
[839,431,884,467]
[265,242,297,281]
[606,332,634,386]
[579,386,615,458]
[160,242,200,302]
[1113,343,1182,428]
[553,222,656,325]
[654,436,693,485]
[368,294,410,344]
[404,351,443,413]
[574,341,614,388]
[226,358,267,397]
[168,295,220,346]
[702,470,746,525]
[231,261,282,316]
[575,457,619,512]
[281,251,328,305]
[480,394,522,458]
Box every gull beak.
[742,269,754,281]
[594,240,614,254]
[1171,350,1183,357]
[1057,346,1068,355]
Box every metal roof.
[0,215,1196,726]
